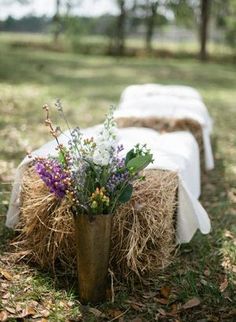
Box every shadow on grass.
[1,47,236,95]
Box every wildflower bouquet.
[35,101,153,217]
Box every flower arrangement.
[35,100,153,217]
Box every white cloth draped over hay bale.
[120,84,203,102]
[6,126,211,280]
[115,84,214,171]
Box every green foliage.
[58,149,67,165]
[168,0,199,27]
[118,183,133,203]
[0,15,51,33]
[125,148,136,165]
[127,154,153,173]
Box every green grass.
[0,32,235,61]
[0,37,236,321]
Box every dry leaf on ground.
[5,307,16,314]
[182,297,201,310]
[18,306,37,318]
[88,307,105,318]
[0,311,8,322]
[107,309,123,318]
[155,297,169,305]
[0,269,13,281]
[157,308,167,316]
[160,286,171,299]
[220,277,228,292]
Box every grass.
[0,32,235,61]
[0,35,236,321]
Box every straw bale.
[116,117,204,159]
[15,166,178,282]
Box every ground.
[0,35,236,321]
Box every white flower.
[93,148,110,166]
[91,106,118,166]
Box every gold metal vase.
[74,213,112,304]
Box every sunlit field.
[0,35,235,321]
[0,32,234,59]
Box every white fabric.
[116,93,214,170]
[120,84,202,102]
[6,126,211,243]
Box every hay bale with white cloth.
[120,84,202,102]
[6,127,211,281]
[116,84,214,171]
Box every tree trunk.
[200,0,211,61]
[116,0,126,56]
[53,0,61,43]
[146,1,158,52]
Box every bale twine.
[15,166,178,282]
[116,117,204,166]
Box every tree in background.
[52,0,62,43]
[169,0,212,61]
[115,0,127,55]
[145,0,159,52]
[128,0,167,53]
[214,0,236,50]
[199,0,211,61]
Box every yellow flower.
[91,201,98,209]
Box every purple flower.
[35,158,70,198]
[117,144,124,153]
[106,169,130,193]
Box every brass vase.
[74,213,112,304]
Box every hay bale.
[15,166,178,282]
[111,170,178,281]
[116,117,204,161]
[16,168,76,272]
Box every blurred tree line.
[0,0,235,60]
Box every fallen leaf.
[155,297,168,305]
[130,303,143,311]
[224,230,234,239]
[88,307,105,318]
[142,291,157,299]
[220,277,228,292]
[182,297,201,310]
[157,308,166,316]
[19,306,36,318]
[5,307,16,314]
[160,286,171,299]
[107,309,123,318]
[0,311,8,322]
[2,292,10,299]
[0,269,13,281]
[170,303,178,315]
[29,300,39,308]
[40,310,50,318]
[126,300,144,311]
[15,304,22,313]
[32,309,50,319]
